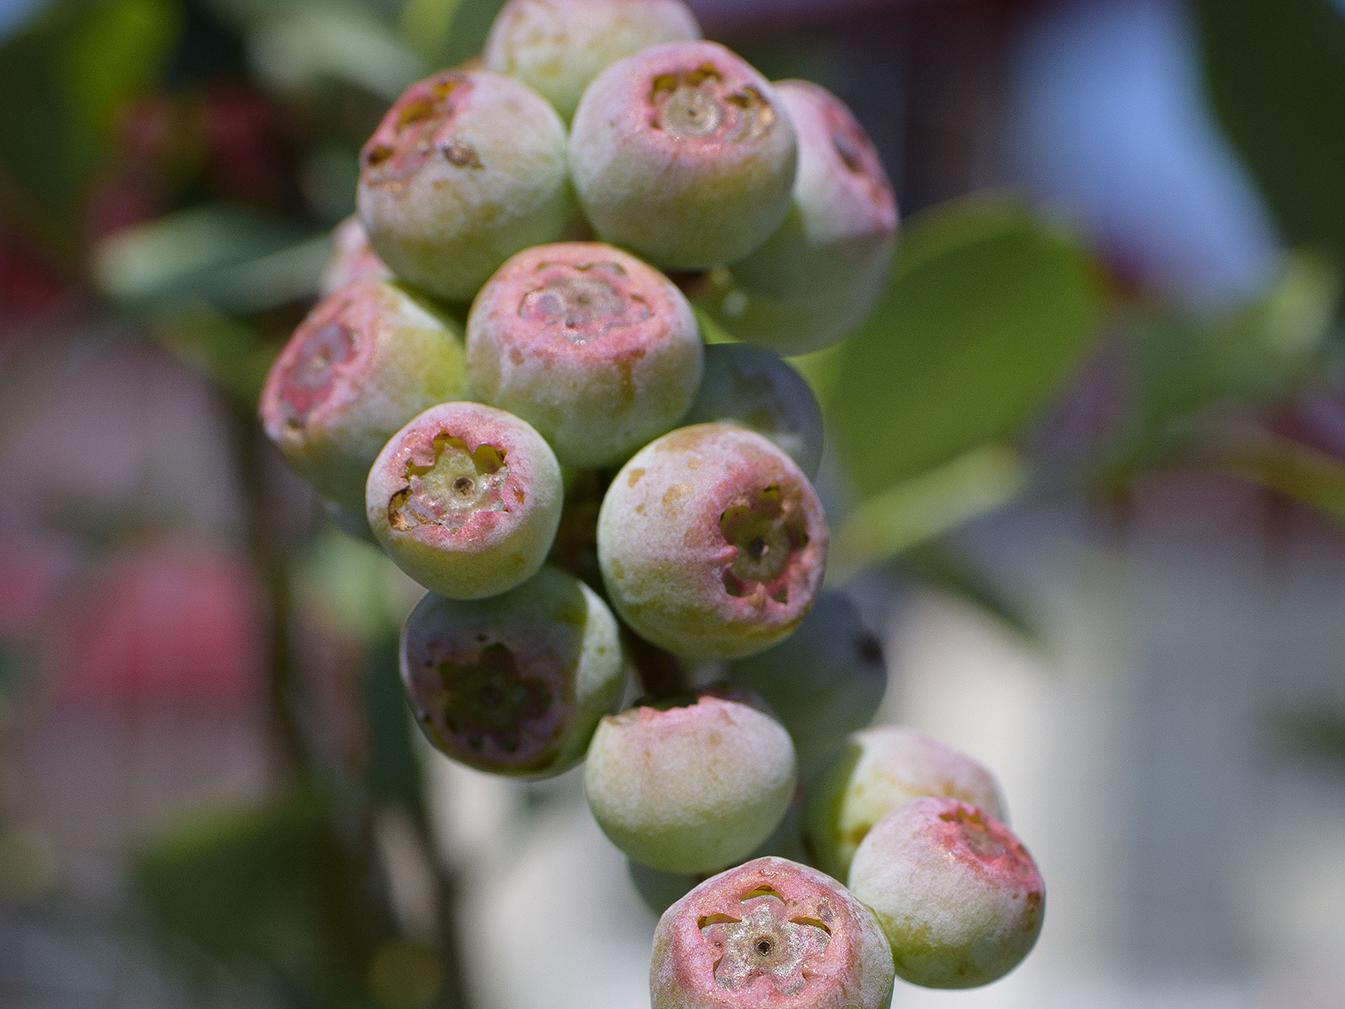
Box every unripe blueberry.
[728,594,886,773]
[399,567,625,777]
[598,424,828,659]
[366,402,563,599]
[258,280,468,512]
[650,855,894,1009]
[847,797,1044,989]
[804,726,1005,882]
[705,81,896,356]
[569,41,797,270]
[466,242,703,468]
[681,344,823,479]
[584,689,796,873]
[318,215,391,298]
[484,0,701,120]
[357,70,571,301]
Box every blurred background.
[2,0,1344,1006]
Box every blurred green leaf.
[1268,705,1345,769]
[1203,429,1345,523]
[1195,0,1345,262]
[1109,254,1340,471]
[93,204,325,311]
[362,637,425,810]
[828,445,1026,583]
[828,197,1102,496]
[0,0,179,255]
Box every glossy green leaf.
[1195,0,1345,260]
[828,197,1102,495]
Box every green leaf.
[1202,429,1345,524]
[827,445,1027,584]
[1195,0,1345,261]
[92,204,325,312]
[828,197,1102,495]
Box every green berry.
[400,567,625,777]
[569,41,797,270]
[366,402,563,599]
[318,215,391,298]
[650,855,895,1009]
[681,343,824,478]
[847,797,1044,989]
[598,424,828,659]
[804,725,1006,881]
[466,242,703,468]
[705,80,896,355]
[258,280,467,512]
[358,70,572,301]
[483,0,701,120]
[584,688,796,873]
[728,593,886,774]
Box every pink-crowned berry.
[357,70,571,301]
[705,80,896,355]
[259,280,467,512]
[569,41,797,270]
[650,855,895,1009]
[318,215,391,298]
[681,344,824,479]
[399,566,625,777]
[847,797,1044,989]
[466,242,703,468]
[597,424,828,659]
[727,593,886,774]
[804,726,1006,881]
[584,689,796,873]
[365,402,563,599]
[484,0,701,120]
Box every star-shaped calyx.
[699,891,831,996]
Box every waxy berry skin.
[727,593,886,774]
[804,725,1006,882]
[466,242,703,468]
[597,423,828,659]
[569,41,797,270]
[584,690,796,873]
[706,81,896,356]
[357,70,571,302]
[365,402,563,600]
[399,567,625,778]
[650,856,895,1009]
[259,280,467,512]
[681,344,824,479]
[847,797,1044,989]
[484,0,701,120]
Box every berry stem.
[626,631,690,699]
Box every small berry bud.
[318,215,391,297]
[484,0,701,120]
[569,41,797,270]
[598,424,828,659]
[650,855,895,1009]
[681,344,824,478]
[847,797,1044,988]
[400,567,625,777]
[728,593,886,774]
[358,70,571,301]
[258,280,467,512]
[804,725,1006,881]
[366,402,563,599]
[467,242,703,468]
[584,689,796,873]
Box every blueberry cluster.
[259,0,1043,1001]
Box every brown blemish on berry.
[441,140,483,168]
[627,467,646,488]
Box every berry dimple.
[517,260,654,342]
[717,483,810,603]
[277,320,357,428]
[387,431,512,533]
[362,73,477,184]
[648,62,774,144]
